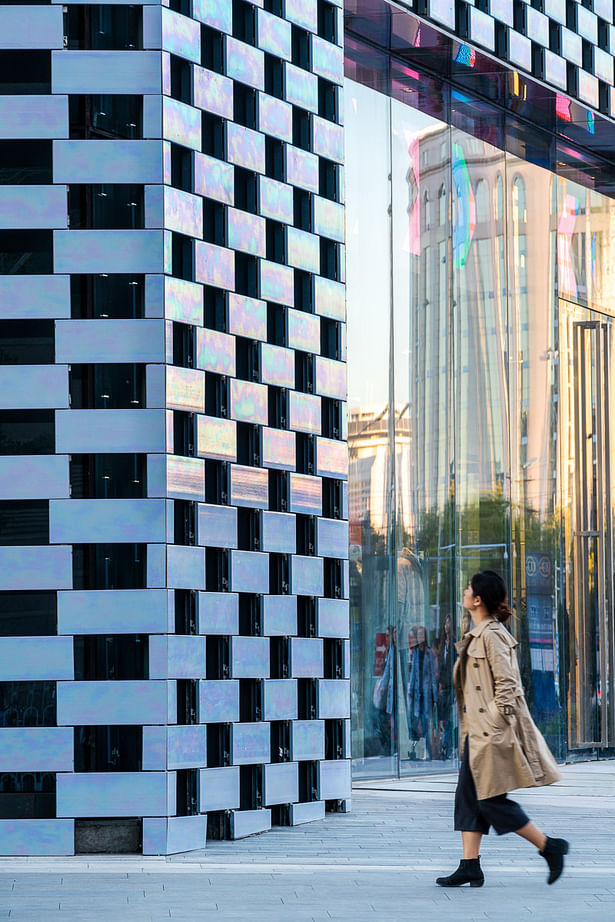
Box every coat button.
[483,732,489,737]
[476,686,481,691]
[473,663,480,668]
[479,707,485,712]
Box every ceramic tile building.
[0,0,350,855]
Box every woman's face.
[444,613,451,633]
[463,582,476,612]
[416,626,426,644]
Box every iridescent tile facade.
[0,0,347,858]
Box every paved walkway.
[1,760,614,920]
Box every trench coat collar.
[454,616,497,656]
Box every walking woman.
[436,570,569,888]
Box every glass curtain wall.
[347,72,615,778]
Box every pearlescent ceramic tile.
[194,153,234,205]
[194,67,234,118]
[286,227,320,273]
[230,379,268,425]
[260,260,294,306]
[193,0,232,33]
[315,356,346,399]
[260,344,295,388]
[164,276,203,325]
[166,366,205,413]
[258,93,293,142]
[227,208,266,257]
[197,415,237,462]
[228,293,267,340]
[286,146,319,193]
[289,391,321,434]
[227,122,266,173]
[316,436,347,480]
[257,8,292,60]
[261,427,296,470]
[287,308,320,352]
[196,327,236,376]
[285,63,319,113]
[259,176,294,224]
[167,455,205,500]
[311,35,344,84]
[312,115,344,163]
[289,472,322,515]
[285,0,318,32]
[163,186,203,239]
[230,464,269,508]
[312,196,344,243]
[313,275,345,321]
[226,36,265,90]
[195,241,235,289]
[162,97,201,150]
[229,551,269,595]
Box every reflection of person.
[374,626,396,752]
[436,571,568,889]
[406,624,437,759]
[437,613,454,760]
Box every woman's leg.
[462,830,483,859]
[515,822,547,851]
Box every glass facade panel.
[347,45,615,776]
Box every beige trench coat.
[453,616,561,800]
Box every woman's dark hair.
[470,570,513,623]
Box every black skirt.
[454,738,530,835]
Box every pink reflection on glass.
[558,192,579,297]
[195,241,235,289]
[197,415,237,461]
[227,123,266,173]
[228,293,267,340]
[287,308,319,352]
[262,427,296,470]
[259,177,294,224]
[289,391,321,434]
[261,343,294,388]
[230,379,268,425]
[260,260,294,306]
[315,356,345,399]
[194,68,233,118]
[196,327,236,375]
[227,208,266,257]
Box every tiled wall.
[0,0,349,856]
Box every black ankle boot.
[436,858,484,887]
[540,837,569,885]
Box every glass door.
[559,300,615,750]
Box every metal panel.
[258,94,293,142]
[166,545,206,590]
[52,50,162,94]
[263,761,298,805]
[194,152,234,204]
[57,589,169,635]
[315,518,348,559]
[262,511,296,553]
[57,317,164,363]
[0,546,71,591]
[262,428,296,471]
[57,681,168,726]
[290,555,324,597]
[49,498,166,544]
[315,437,348,479]
[56,409,167,453]
[194,66,234,118]
[262,679,298,721]
[317,679,350,719]
[0,366,68,410]
[231,722,270,764]
[0,637,72,681]
[199,680,240,723]
[0,186,67,230]
[226,123,266,173]
[230,379,268,425]
[0,456,69,500]
[197,416,237,462]
[0,95,68,140]
[259,260,294,306]
[54,230,164,274]
[0,729,73,773]
[317,760,351,800]
[290,720,325,761]
[259,176,294,224]
[0,820,74,857]
[166,366,205,413]
[313,276,345,321]
[167,725,207,769]
[289,392,321,434]
[162,96,202,150]
[196,328,236,375]
[227,208,266,258]
[226,36,265,90]
[229,550,270,594]
[193,0,232,32]
[167,635,206,678]
[261,344,295,388]
[287,308,320,352]
[166,455,206,501]
[228,293,267,341]
[316,598,349,639]
[231,635,270,677]
[198,591,239,634]
[166,815,207,854]
[57,772,167,818]
[257,8,292,59]
[53,140,163,184]
[230,808,271,839]
[197,503,238,548]
[0,276,70,319]
[195,240,235,289]
[262,595,297,636]
[229,464,268,508]
[289,473,322,515]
